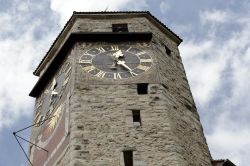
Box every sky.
[0,0,249,165]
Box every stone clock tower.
[29,11,213,166]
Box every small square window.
[123,150,133,166]
[165,45,171,56]
[112,24,128,32]
[132,110,141,127]
[137,83,148,94]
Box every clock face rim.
[79,44,153,80]
[34,61,72,130]
[31,56,72,166]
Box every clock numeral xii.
[111,45,119,51]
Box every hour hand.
[112,50,124,59]
[117,60,132,71]
[109,61,117,69]
[51,90,58,96]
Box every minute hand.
[117,60,132,71]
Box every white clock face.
[79,44,153,79]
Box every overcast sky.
[0,0,249,165]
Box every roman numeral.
[140,59,152,63]
[111,45,119,51]
[79,59,92,64]
[95,71,106,77]
[114,73,122,79]
[65,66,72,76]
[35,115,44,126]
[126,47,132,52]
[36,101,42,109]
[136,51,146,56]
[63,77,69,87]
[96,47,105,53]
[34,112,40,121]
[83,53,95,57]
[137,65,150,71]
[83,65,95,72]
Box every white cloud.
[207,112,250,165]
[0,13,12,33]
[180,40,227,105]
[0,29,44,129]
[50,0,148,26]
[200,9,231,24]
[170,23,193,35]
[180,8,250,166]
[181,9,250,106]
[0,1,59,130]
[160,1,170,14]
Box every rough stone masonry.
[30,12,212,166]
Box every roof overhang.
[212,159,236,166]
[29,32,152,97]
[33,11,182,77]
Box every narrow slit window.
[165,45,171,56]
[137,83,148,94]
[132,110,141,126]
[112,24,128,32]
[123,150,133,166]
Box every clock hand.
[45,78,58,97]
[51,78,57,91]
[117,60,132,71]
[51,90,58,95]
[36,101,42,108]
[112,50,124,59]
[110,61,117,69]
[110,50,123,69]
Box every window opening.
[123,150,133,166]
[132,110,141,126]
[165,45,171,56]
[137,83,148,94]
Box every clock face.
[79,44,153,79]
[31,60,72,166]
[34,61,71,127]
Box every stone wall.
[68,83,211,165]
[66,16,212,165]
[30,14,212,166]
[69,84,182,165]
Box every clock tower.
[29,11,213,166]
